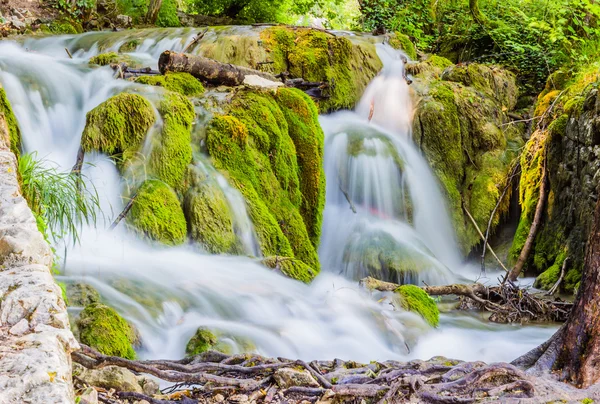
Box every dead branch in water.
[361,276,572,323]
[73,344,535,403]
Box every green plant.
[51,0,96,22]
[18,152,101,244]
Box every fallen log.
[360,276,572,323]
[158,50,281,86]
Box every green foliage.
[77,303,137,359]
[135,73,205,97]
[188,0,291,22]
[18,153,101,244]
[0,86,21,157]
[128,179,187,245]
[156,0,181,27]
[185,328,217,355]
[395,285,439,327]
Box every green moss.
[46,20,82,35]
[185,327,217,355]
[429,55,453,70]
[389,32,417,60]
[81,93,155,158]
[205,89,324,274]
[89,52,140,67]
[57,282,68,305]
[77,303,137,359]
[156,0,180,27]
[148,92,194,190]
[66,283,101,307]
[548,114,568,137]
[533,265,560,290]
[184,171,237,254]
[135,72,205,97]
[395,285,439,327]
[260,27,382,111]
[0,86,22,156]
[119,40,141,52]
[261,256,318,283]
[128,179,187,245]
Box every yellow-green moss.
[0,86,21,156]
[184,173,237,254]
[81,93,156,157]
[148,92,194,191]
[395,285,439,327]
[45,20,82,35]
[260,27,382,112]
[128,179,187,245]
[205,89,324,275]
[261,256,318,283]
[77,303,137,359]
[185,327,217,355]
[429,55,453,70]
[135,72,205,97]
[89,52,140,67]
[389,32,417,60]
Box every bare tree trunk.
[507,159,548,282]
[146,0,163,25]
[513,194,600,387]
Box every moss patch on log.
[395,285,439,327]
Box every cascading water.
[0,29,556,363]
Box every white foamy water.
[0,29,555,364]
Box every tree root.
[73,344,537,403]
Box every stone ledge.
[0,146,78,403]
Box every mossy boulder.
[66,283,101,307]
[261,256,318,283]
[260,27,382,111]
[412,70,524,253]
[395,285,439,327]
[135,72,205,97]
[0,85,21,156]
[205,88,324,276]
[81,92,156,159]
[441,64,519,110]
[89,52,142,68]
[534,264,560,290]
[77,303,137,359]
[147,92,194,191]
[389,32,417,60]
[184,172,237,254]
[185,327,218,355]
[128,179,187,245]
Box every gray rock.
[78,387,98,404]
[273,368,319,388]
[73,363,144,393]
[66,282,100,307]
[115,14,131,27]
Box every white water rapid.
[0,28,556,363]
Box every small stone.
[77,387,98,404]
[139,376,160,396]
[9,18,25,30]
[213,394,225,402]
[115,14,131,27]
[273,368,320,388]
[228,394,249,403]
[9,318,29,336]
[75,364,144,393]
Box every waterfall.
[0,29,554,363]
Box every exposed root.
[73,344,537,403]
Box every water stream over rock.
[0,28,556,363]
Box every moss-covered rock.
[395,285,439,327]
[128,179,187,245]
[135,72,205,97]
[89,52,142,68]
[261,256,318,283]
[77,303,137,359]
[185,327,217,355]
[412,68,524,253]
[66,283,101,307]
[184,171,237,254]
[148,92,194,191]
[441,64,519,110]
[43,20,83,35]
[260,27,382,111]
[205,88,325,275]
[389,32,417,60]
[81,93,155,158]
[0,85,21,156]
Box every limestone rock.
[73,363,144,393]
[273,368,319,388]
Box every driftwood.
[109,191,138,230]
[73,344,535,403]
[159,51,280,86]
[361,276,572,323]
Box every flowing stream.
[0,28,557,363]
